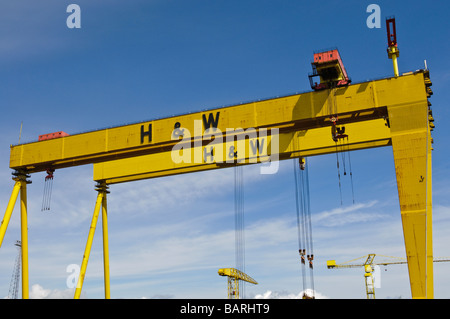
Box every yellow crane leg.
[0,181,21,248]
[101,191,111,299]
[426,125,434,299]
[74,189,104,299]
[389,100,432,298]
[20,180,29,299]
[0,174,31,299]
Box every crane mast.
[218,268,258,299]
[7,241,21,299]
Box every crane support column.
[0,180,21,248]
[74,182,109,299]
[426,123,434,299]
[101,184,111,299]
[0,172,31,299]
[388,99,432,298]
[20,175,30,299]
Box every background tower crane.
[218,268,257,299]
[327,254,450,299]
[7,241,21,299]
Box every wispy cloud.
[313,200,382,227]
[28,284,76,299]
[254,289,327,299]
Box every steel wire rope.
[335,143,343,206]
[293,159,307,293]
[294,157,316,298]
[294,156,315,298]
[234,165,245,298]
[302,159,315,297]
[41,177,53,211]
[346,138,355,204]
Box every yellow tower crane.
[327,254,450,299]
[218,268,258,299]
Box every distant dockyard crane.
[7,241,21,299]
[327,254,450,299]
[218,268,258,299]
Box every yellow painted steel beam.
[388,98,432,298]
[0,173,31,299]
[20,180,29,299]
[102,191,110,299]
[93,118,391,184]
[426,123,434,299]
[0,181,21,248]
[9,72,428,174]
[74,189,104,299]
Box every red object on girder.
[38,131,69,141]
[308,49,351,91]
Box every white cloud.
[106,214,297,279]
[29,284,75,299]
[254,289,327,299]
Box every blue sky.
[0,0,450,299]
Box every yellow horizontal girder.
[10,72,426,173]
[327,254,408,269]
[93,118,391,184]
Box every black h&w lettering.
[202,112,220,130]
[140,124,152,144]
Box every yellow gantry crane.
[218,268,258,299]
[0,18,436,299]
[327,254,450,299]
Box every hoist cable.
[335,143,343,206]
[302,158,315,298]
[41,180,48,211]
[293,159,307,292]
[41,177,53,211]
[47,177,53,209]
[346,139,355,204]
[340,139,347,176]
[304,160,313,258]
[293,158,315,298]
[41,169,55,211]
[234,165,245,298]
